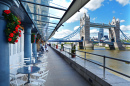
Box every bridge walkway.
[45,47,91,86]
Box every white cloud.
[120,25,130,31]
[92,17,97,22]
[53,28,81,40]
[50,0,104,23]
[120,32,130,38]
[66,0,104,23]
[66,8,88,23]
[93,17,97,21]
[74,26,79,30]
[104,29,109,34]
[70,33,80,40]
[116,0,129,6]
[49,0,71,21]
[84,0,104,11]
[112,11,115,13]
[90,29,99,34]
[120,20,125,22]
[53,29,72,38]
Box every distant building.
[104,35,108,40]
[99,28,104,36]
[98,28,104,41]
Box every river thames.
[63,44,130,81]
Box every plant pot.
[56,45,58,49]
[71,54,76,58]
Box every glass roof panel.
[20,0,92,41]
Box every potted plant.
[71,45,76,58]
[53,44,55,48]
[56,44,58,49]
[60,44,64,51]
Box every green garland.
[3,10,21,44]
[36,37,39,43]
[31,33,35,43]
[71,45,76,54]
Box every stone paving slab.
[45,47,91,86]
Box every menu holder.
[28,66,31,71]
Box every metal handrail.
[64,47,130,63]
[53,46,130,79]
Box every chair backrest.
[40,70,49,79]
[24,58,30,61]
[10,68,18,74]
[24,58,31,64]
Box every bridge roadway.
[48,39,83,42]
[45,47,91,86]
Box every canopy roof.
[19,0,90,41]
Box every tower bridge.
[48,13,130,50]
[79,13,125,50]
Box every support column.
[32,34,37,60]
[80,13,94,50]
[24,24,32,64]
[109,17,125,50]
[0,0,12,86]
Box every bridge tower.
[109,17,125,50]
[79,13,94,49]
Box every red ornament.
[16,25,20,28]
[15,40,18,43]
[13,31,16,34]
[19,33,21,37]
[4,10,11,14]
[15,26,19,30]
[19,30,21,33]
[18,21,21,24]
[9,33,14,37]
[15,29,18,33]
[8,38,12,42]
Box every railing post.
[103,56,106,79]
[69,48,70,58]
[65,48,66,56]
[84,52,86,67]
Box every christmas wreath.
[3,10,21,44]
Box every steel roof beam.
[33,19,57,25]
[28,12,61,19]
[48,0,90,40]
[21,0,67,11]
[48,26,55,28]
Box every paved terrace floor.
[45,47,91,86]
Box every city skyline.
[50,0,130,39]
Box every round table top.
[31,60,42,64]
[17,66,40,74]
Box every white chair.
[10,78,26,86]
[10,64,25,78]
[30,70,49,86]
[31,62,48,78]
[24,58,30,62]
[10,63,27,82]
[10,69,26,86]
[37,62,48,68]
[31,68,46,78]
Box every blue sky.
[49,0,130,39]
